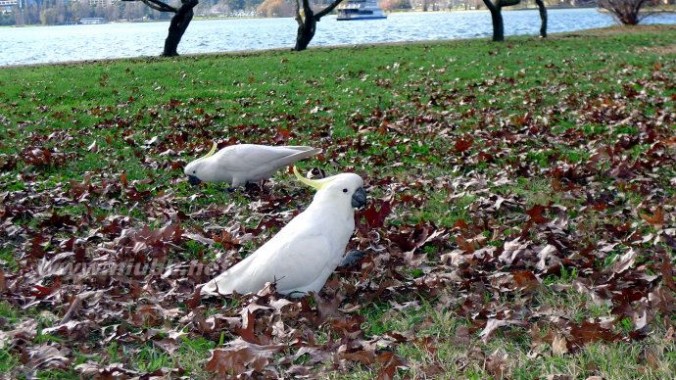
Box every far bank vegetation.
[8,0,664,26]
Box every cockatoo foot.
[340,250,365,267]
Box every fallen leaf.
[480,319,526,344]
[552,334,568,356]
[205,339,282,375]
[640,206,664,227]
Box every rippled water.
[1,9,674,66]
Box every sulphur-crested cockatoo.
[184,143,322,186]
[200,166,367,297]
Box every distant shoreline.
[3,10,675,67]
[3,24,675,69]
[5,6,675,28]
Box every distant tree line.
[4,0,349,25]
[9,1,170,25]
[5,0,259,25]
[3,0,617,26]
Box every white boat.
[336,0,387,21]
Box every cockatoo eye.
[342,188,348,193]
[192,170,196,174]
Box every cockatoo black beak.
[187,175,202,186]
[352,187,367,209]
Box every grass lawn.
[0,25,674,379]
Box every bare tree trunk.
[163,0,199,56]
[482,0,520,42]
[293,0,344,51]
[124,0,199,56]
[294,0,316,51]
[482,0,504,42]
[534,0,547,38]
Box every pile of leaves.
[0,29,675,378]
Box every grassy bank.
[0,26,675,379]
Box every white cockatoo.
[200,166,367,297]
[184,143,322,186]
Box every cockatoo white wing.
[185,144,321,186]
[200,223,341,297]
[212,145,321,186]
[248,229,340,295]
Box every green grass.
[349,280,676,379]
[0,349,19,373]
[1,25,675,379]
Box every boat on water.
[336,0,387,21]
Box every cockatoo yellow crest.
[200,167,367,297]
[184,143,322,186]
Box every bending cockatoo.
[200,167,367,297]
[184,143,322,186]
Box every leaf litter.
[0,35,675,378]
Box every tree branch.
[496,0,520,7]
[139,0,177,13]
[482,0,499,13]
[302,0,312,17]
[315,0,345,19]
[295,0,302,22]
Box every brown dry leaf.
[61,290,106,323]
[75,362,139,378]
[2,319,38,350]
[236,310,260,344]
[453,325,471,346]
[611,249,637,274]
[456,236,476,254]
[570,322,620,347]
[341,349,377,365]
[293,346,331,365]
[42,320,95,341]
[119,171,128,188]
[331,315,365,339]
[479,319,526,344]
[643,346,660,370]
[130,304,164,327]
[453,134,474,153]
[640,206,664,227]
[552,335,569,356]
[537,244,560,271]
[205,348,246,375]
[485,348,509,379]
[527,204,549,224]
[512,270,540,291]
[204,338,282,375]
[362,198,393,229]
[657,249,675,291]
[377,351,405,380]
[27,344,70,371]
[499,237,528,266]
[154,338,180,356]
[417,336,437,355]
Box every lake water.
[1,8,675,66]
